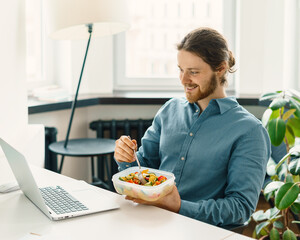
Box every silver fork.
[133,149,147,185]
[128,136,147,185]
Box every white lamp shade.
[44,0,130,39]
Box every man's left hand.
[125,185,181,213]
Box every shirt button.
[181,157,185,161]
[126,164,129,167]
[196,109,199,113]
[189,132,193,136]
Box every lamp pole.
[57,24,93,173]
[64,24,93,148]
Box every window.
[26,0,58,98]
[25,0,43,84]
[114,0,237,91]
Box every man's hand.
[125,185,181,213]
[114,135,137,163]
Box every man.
[114,27,271,229]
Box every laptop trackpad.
[71,189,119,210]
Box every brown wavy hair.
[177,27,235,85]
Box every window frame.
[113,0,237,92]
[26,0,55,92]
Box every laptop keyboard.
[40,186,88,215]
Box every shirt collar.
[213,96,239,114]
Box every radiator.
[89,119,153,188]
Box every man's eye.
[190,71,198,75]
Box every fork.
[133,149,147,185]
[128,136,147,185]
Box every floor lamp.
[44,0,129,186]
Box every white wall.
[0,1,28,142]
[48,35,114,96]
[237,0,299,94]
[0,1,44,167]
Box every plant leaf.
[277,162,288,180]
[289,145,300,155]
[290,202,300,214]
[265,207,280,220]
[282,109,296,121]
[275,153,291,171]
[270,99,288,110]
[293,175,300,183]
[292,96,300,103]
[275,182,300,210]
[262,108,273,127]
[260,227,269,236]
[264,181,285,195]
[288,158,300,175]
[290,98,300,118]
[287,118,300,137]
[255,221,270,236]
[282,229,297,240]
[288,89,300,100]
[260,92,281,101]
[267,157,277,176]
[252,210,267,221]
[295,194,300,203]
[286,174,294,183]
[285,124,295,147]
[270,227,280,240]
[265,191,275,201]
[270,109,281,120]
[273,220,284,229]
[268,119,286,146]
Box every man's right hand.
[114,135,137,163]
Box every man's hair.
[177,27,235,85]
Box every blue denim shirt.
[117,97,271,229]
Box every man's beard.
[185,73,218,103]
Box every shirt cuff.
[116,160,137,171]
[178,199,198,219]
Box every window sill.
[28,91,266,115]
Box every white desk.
[0,156,253,240]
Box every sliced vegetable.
[120,169,167,186]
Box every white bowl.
[112,166,175,201]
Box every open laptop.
[0,138,119,221]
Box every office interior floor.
[241,195,300,238]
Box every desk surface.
[0,156,253,240]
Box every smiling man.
[114,27,271,229]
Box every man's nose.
[180,72,190,84]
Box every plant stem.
[284,137,290,164]
[283,138,290,184]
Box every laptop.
[0,138,119,221]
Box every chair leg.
[58,155,65,174]
[91,156,96,182]
[91,156,110,190]
[104,155,114,191]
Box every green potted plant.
[251,89,300,240]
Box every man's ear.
[216,61,227,77]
